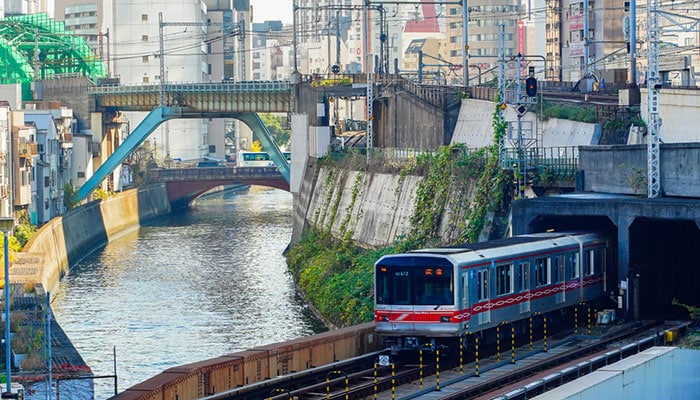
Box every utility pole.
[364,1,373,163]
[645,0,661,198]
[497,24,507,166]
[643,1,699,198]
[462,0,469,88]
[583,0,589,82]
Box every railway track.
[201,320,689,400]
[369,321,690,400]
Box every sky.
[250,0,294,24]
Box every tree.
[260,113,291,149]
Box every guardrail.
[88,80,292,95]
[501,146,579,184]
[146,166,283,182]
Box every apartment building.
[446,1,521,85]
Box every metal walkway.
[77,81,293,201]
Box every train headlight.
[440,316,451,323]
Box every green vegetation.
[93,188,110,201]
[287,126,512,326]
[63,183,80,210]
[12,210,36,250]
[541,100,597,123]
[311,77,353,87]
[260,114,291,149]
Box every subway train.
[374,231,616,353]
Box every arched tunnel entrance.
[629,218,700,320]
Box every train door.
[461,272,468,318]
[476,268,491,325]
[555,255,566,304]
[518,261,531,313]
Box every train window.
[496,263,514,296]
[535,257,550,287]
[375,265,413,305]
[518,262,530,292]
[585,250,596,276]
[477,269,489,301]
[415,266,454,305]
[571,252,580,279]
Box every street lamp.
[0,216,14,396]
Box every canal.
[50,186,327,399]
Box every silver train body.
[374,231,614,350]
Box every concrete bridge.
[146,166,288,211]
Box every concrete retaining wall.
[641,88,700,143]
[19,184,171,293]
[579,142,700,197]
[295,161,419,248]
[451,98,600,148]
[293,158,505,248]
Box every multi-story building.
[54,0,113,74]
[2,0,41,16]
[0,106,11,218]
[633,0,700,87]
[110,0,239,162]
[24,106,75,224]
[402,1,445,80]
[446,1,521,84]
[10,112,36,216]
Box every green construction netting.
[0,12,107,85]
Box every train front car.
[373,232,616,355]
[374,252,463,353]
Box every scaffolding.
[0,13,107,85]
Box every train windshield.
[375,257,454,306]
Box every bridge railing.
[501,146,579,185]
[331,146,578,185]
[88,80,292,95]
[146,166,282,182]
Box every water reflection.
[51,186,325,399]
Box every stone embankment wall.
[292,158,505,249]
[17,185,171,294]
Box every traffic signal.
[525,77,538,97]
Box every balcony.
[18,142,38,158]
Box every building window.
[142,76,149,83]
[209,145,216,153]
[78,172,85,178]
[142,14,148,21]
[142,55,149,63]
[44,176,49,187]
[496,263,513,296]
[142,35,148,42]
